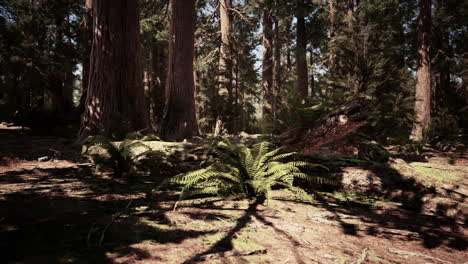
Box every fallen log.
[281,98,369,154]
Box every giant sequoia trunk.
[296,0,308,99]
[410,0,432,141]
[217,0,233,133]
[262,6,274,118]
[161,0,199,141]
[78,0,150,141]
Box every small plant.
[82,134,154,177]
[156,140,331,209]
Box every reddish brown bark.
[161,0,199,141]
[410,0,432,141]
[78,0,150,140]
[218,0,233,133]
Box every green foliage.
[81,134,157,177]
[125,131,161,141]
[157,140,332,209]
[259,93,331,134]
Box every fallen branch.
[388,248,453,264]
[352,248,368,264]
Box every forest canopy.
[0,0,466,143]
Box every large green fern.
[82,135,154,177]
[157,140,331,209]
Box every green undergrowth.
[409,162,466,183]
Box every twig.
[352,248,368,264]
[86,223,97,248]
[98,200,133,246]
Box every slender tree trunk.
[433,1,452,115]
[273,17,282,117]
[79,0,92,116]
[161,0,199,141]
[285,16,292,76]
[309,46,315,97]
[296,0,308,100]
[78,0,150,141]
[346,0,356,93]
[194,41,201,134]
[262,5,274,119]
[152,40,168,131]
[410,0,432,141]
[218,0,233,133]
[327,0,336,97]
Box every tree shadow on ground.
[0,168,214,264]
[297,156,467,251]
[182,200,307,264]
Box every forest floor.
[0,127,467,264]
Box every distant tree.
[78,0,92,116]
[160,0,199,140]
[216,0,234,133]
[262,2,274,118]
[326,0,337,97]
[410,0,432,141]
[296,0,308,99]
[79,0,150,140]
[273,16,281,116]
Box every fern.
[156,140,332,209]
[82,134,154,177]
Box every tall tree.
[217,0,233,133]
[273,16,281,116]
[161,0,199,140]
[262,3,274,118]
[296,0,308,99]
[326,0,337,97]
[79,0,150,140]
[346,0,356,93]
[410,0,432,141]
[78,0,92,116]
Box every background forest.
[0,0,466,145]
[1,1,468,263]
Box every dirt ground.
[0,130,467,264]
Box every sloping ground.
[0,134,467,263]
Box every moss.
[409,162,464,182]
[331,191,379,207]
[232,236,265,252]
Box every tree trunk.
[432,2,452,115]
[79,0,92,116]
[309,46,315,97]
[152,40,168,132]
[410,0,432,141]
[285,16,292,75]
[327,0,337,97]
[296,0,308,100]
[262,5,274,118]
[218,0,233,133]
[78,0,150,141]
[273,17,282,117]
[161,0,199,141]
[346,0,356,93]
